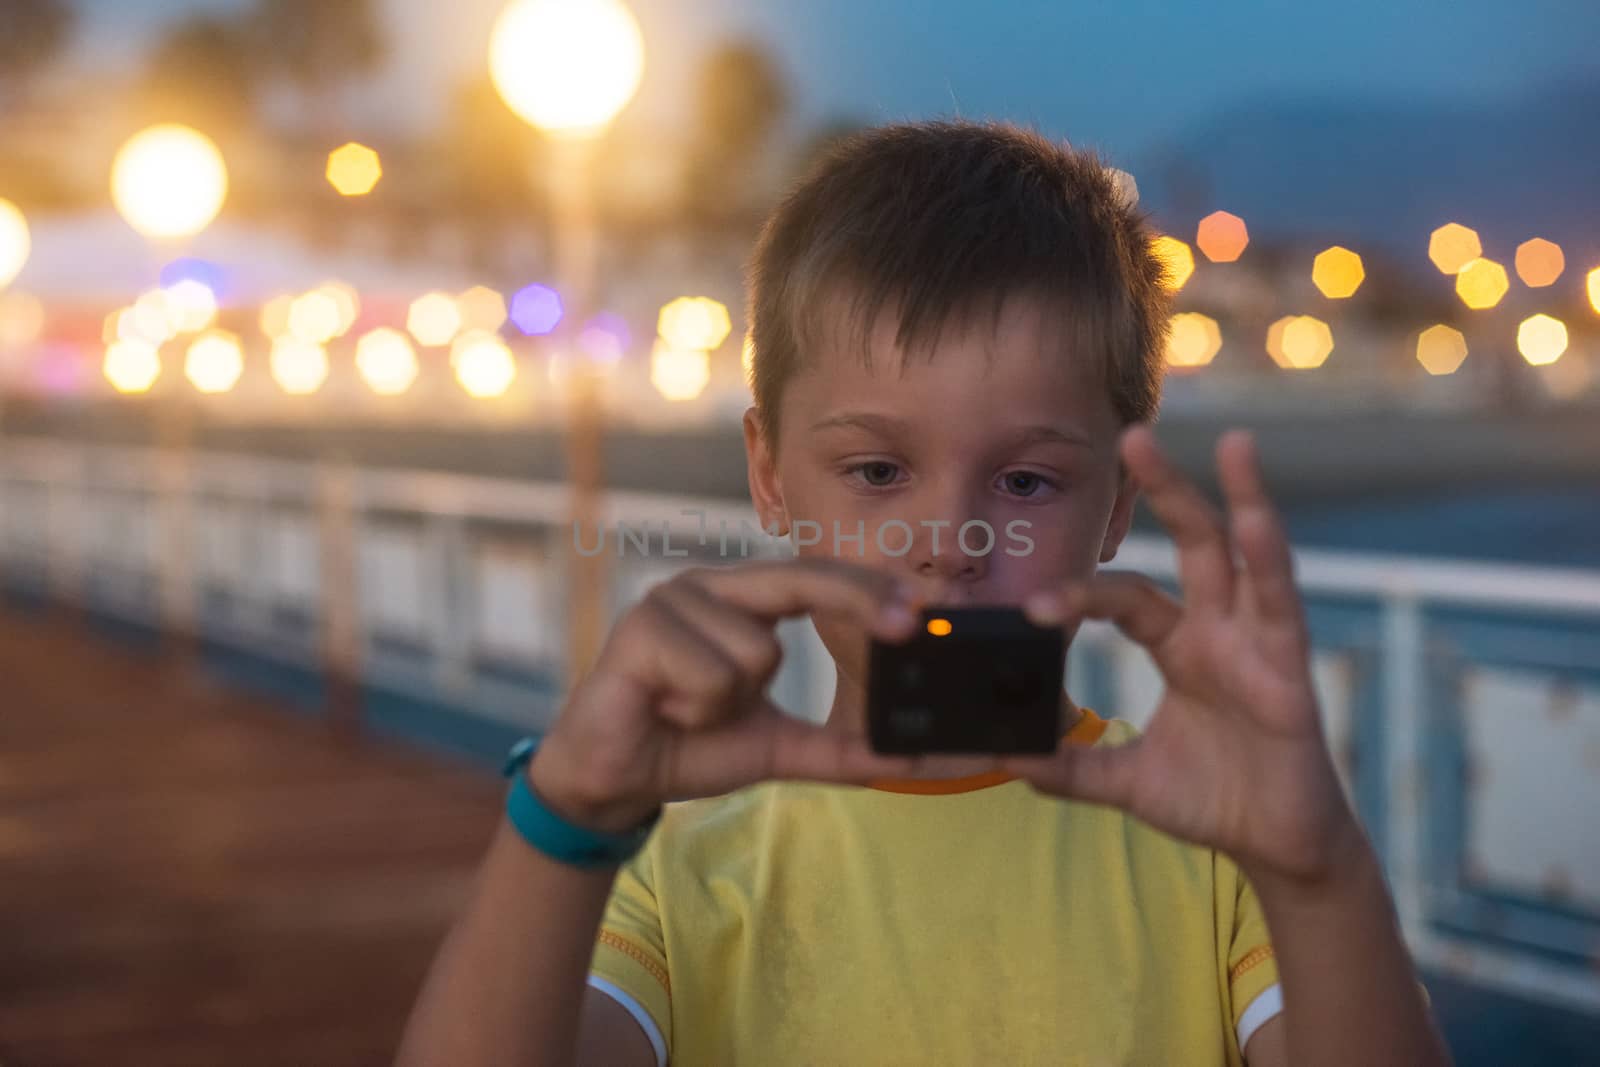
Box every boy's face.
[744,291,1139,685]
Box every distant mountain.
[1135,78,1600,272]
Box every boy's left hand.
[1009,426,1365,886]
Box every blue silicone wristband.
[502,737,660,869]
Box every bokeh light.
[0,198,31,288]
[288,290,344,344]
[130,289,179,344]
[1455,258,1510,310]
[270,336,329,394]
[1312,246,1365,299]
[1196,211,1248,263]
[510,283,563,336]
[1428,223,1482,275]
[408,292,463,346]
[355,327,419,396]
[184,329,244,394]
[104,338,162,394]
[326,143,383,196]
[578,312,629,366]
[488,0,646,137]
[1280,315,1334,370]
[658,296,732,351]
[1517,314,1568,366]
[741,330,755,379]
[164,279,218,332]
[1151,236,1195,291]
[1165,312,1222,369]
[1514,238,1564,288]
[0,291,45,348]
[650,339,710,401]
[259,294,294,339]
[318,281,361,335]
[452,330,517,398]
[1416,325,1468,376]
[110,124,228,239]
[159,257,225,294]
[458,286,509,332]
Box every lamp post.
[110,123,228,653]
[489,0,645,687]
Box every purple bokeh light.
[509,284,563,336]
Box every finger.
[1215,431,1303,628]
[688,559,920,641]
[1121,426,1235,612]
[653,579,785,706]
[613,593,748,730]
[999,740,1142,809]
[682,700,924,788]
[1030,572,1182,652]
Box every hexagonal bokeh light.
[1165,312,1222,369]
[1514,238,1564,288]
[510,283,564,336]
[1312,247,1365,299]
[1428,223,1481,274]
[1195,211,1248,263]
[1455,259,1509,310]
[1517,314,1568,367]
[326,143,383,196]
[1415,325,1468,376]
[1151,236,1194,292]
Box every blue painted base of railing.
[363,684,532,770]
[1426,968,1600,1067]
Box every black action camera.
[867,606,1066,755]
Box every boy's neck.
[823,674,1083,778]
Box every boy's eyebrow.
[809,412,1093,450]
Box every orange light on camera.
[926,618,953,637]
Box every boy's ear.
[1098,464,1139,564]
[742,406,789,535]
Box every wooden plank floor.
[0,609,503,1066]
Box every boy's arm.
[396,815,655,1067]
[1008,427,1450,1067]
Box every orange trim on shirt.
[598,929,671,995]
[1229,944,1275,985]
[866,708,1108,795]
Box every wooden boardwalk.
[0,610,502,1066]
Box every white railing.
[2,435,1598,1018]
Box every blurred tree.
[683,40,788,232]
[0,0,75,106]
[251,0,384,127]
[138,15,262,131]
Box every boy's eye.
[846,461,902,487]
[999,470,1053,497]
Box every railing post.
[1380,590,1428,945]
[317,458,363,738]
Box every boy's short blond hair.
[745,120,1172,446]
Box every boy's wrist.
[1241,809,1377,910]
[527,736,663,836]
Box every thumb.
[999,741,1142,809]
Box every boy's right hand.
[526,559,925,834]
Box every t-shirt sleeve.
[1226,860,1282,1055]
[588,842,672,1063]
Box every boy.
[398,121,1449,1066]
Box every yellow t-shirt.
[588,709,1281,1066]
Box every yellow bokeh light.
[1264,315,1295,369]
[488,0,646,138]
[1312,246,1365,299]
[658,296,731,351]
[0,291,45,347]
[1455,258,1509,309]
[355,327,419,396]
[1196,210,1248,263]
[1415,325,1468,376]
[104,338,162,394]
[458,286,508,332]
[1517,314,1568,367]
[0,198,30,288]
[1280,315,1333,370]
[1151,236,1195,291]
[1514,238,1564,288]
[1588,267,1600,315]
[184,329,244,394]
[1165,312,1222,369]
[740,330,756,378]
[317,280,361,335]
[408,292,463,346]
[326,143,382,196]
[452,330,517,398]
[130,289,179,344]
[164,279,217,332]
[1539,351,1592,400]
[288,290,343,344]
[110,124,228,239]
[1428,223,1481,275]
[259,294,294,339]
[650,339,710,401]
[270,336,329,394]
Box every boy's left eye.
[998,470,1055,498]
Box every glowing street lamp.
[111,124,228,240]
[490,0,645,681]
